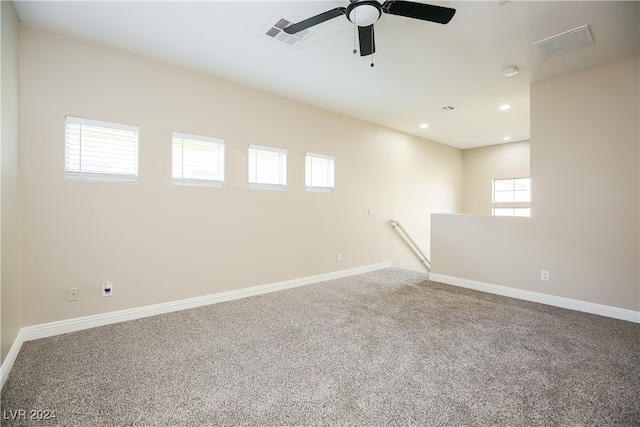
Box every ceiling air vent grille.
[265,16,312,47]
[533,24,594,58]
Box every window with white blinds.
[65,116,139,183]
[248,144,287,190]
[172,132,225,187]
[305,152,335,192]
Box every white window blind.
[248,144,287,190]
[65,116,139,183]
[172,132,225,187]
[305,152,335,192]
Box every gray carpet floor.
[2,268,639,426]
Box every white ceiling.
[13,1,640,149]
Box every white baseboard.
[0,261,391,390]
[429,273,640,324]
[0,328,26,392]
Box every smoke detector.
[503,66,518,77]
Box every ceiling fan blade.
[358,25,376,56]
[283,7,347,34]
[382,1,456,24]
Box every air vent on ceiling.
[265,16,313,47]
[533,24,594,58]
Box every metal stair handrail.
[390,219,430,272]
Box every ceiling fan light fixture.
[347,1,382,27]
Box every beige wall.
[432,56,640,311]
[19,26,462,326]
[462,141,530,215]
[1,1,22,363]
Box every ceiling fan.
[283,0,456,57]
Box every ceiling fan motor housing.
[347,0,383,27]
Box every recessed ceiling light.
[419,123,429,129]
[502,136,512,141]
[499,104,512,110]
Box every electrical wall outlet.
[540,270,550,282]
[68,288,79,302]
[102,281,113,297]
[336,253,343,262]
[368,208,375,216]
